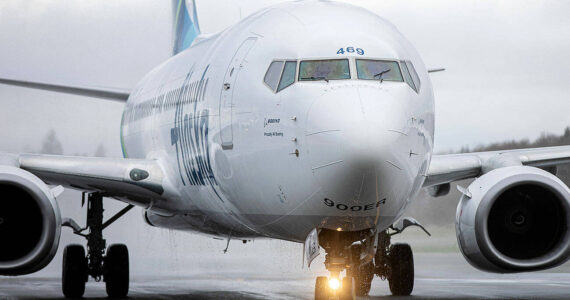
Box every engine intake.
[0,166,61,275]
[456,166,570,273]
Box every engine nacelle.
[456,166,570,273]
[0,166,61,275]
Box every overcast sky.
[0,0,569,156]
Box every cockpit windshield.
[356,59,403,82]
[299,59,350,81]
[263,58,417,94]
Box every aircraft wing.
[1,153,167,208]
[0,77,130,101]
[424,145,570,188]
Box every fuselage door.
[219,37,257,149]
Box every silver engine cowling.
[456,166,570,273]
[0,166,61,275]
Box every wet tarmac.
[2,252,570,300]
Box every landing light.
[336,227,342,232]
[328,277,340,290]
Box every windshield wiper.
[301,76,329,83]
[374,69,391,82]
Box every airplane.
[1,0,570,299]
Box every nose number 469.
[336,47,365,55]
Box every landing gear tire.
[62,245,87,299]
[340,277,356,300]
[353,262,374,296]
[315,276,329,300]
[388,243,414,296]
[348,244,374,296]
[61,193,134,298]
[104,244,129,298]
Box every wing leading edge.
[2,153,168,208]
[0,78,130,101]
[424,145,570,188]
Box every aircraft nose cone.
[305,86,405,172]
[304,85,408,220]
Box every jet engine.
[0,166,61,275]
[456,166,570,273]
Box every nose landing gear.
[346,243,374,296]
[61,193,134,298]
[314,229,416,299]
[314,229,362,300]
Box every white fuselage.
[121,1,434,242]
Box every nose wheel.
[341,277,356,299]
[314,276,356,300]
[61,193,133,298]
[314,276,328,300]
[347,244,374,296]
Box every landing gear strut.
[61,193,133,298]
[347,243,374,296]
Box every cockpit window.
[278,61,296,92]
[400,61,416,91]
[264,61,284,91]
[299,59,350,81]
[356,59,403,82]
[406,61,421,92]
[400,60,421,93]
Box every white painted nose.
[306,86,406,171]
[304,86,408,220]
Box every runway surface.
[3,252,570,300]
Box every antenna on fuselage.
[223,232,232,253]
[428,68,446,73]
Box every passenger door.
[219,37,257,150]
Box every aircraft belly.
[145,209,261,238]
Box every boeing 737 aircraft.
[1,1,570,299]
